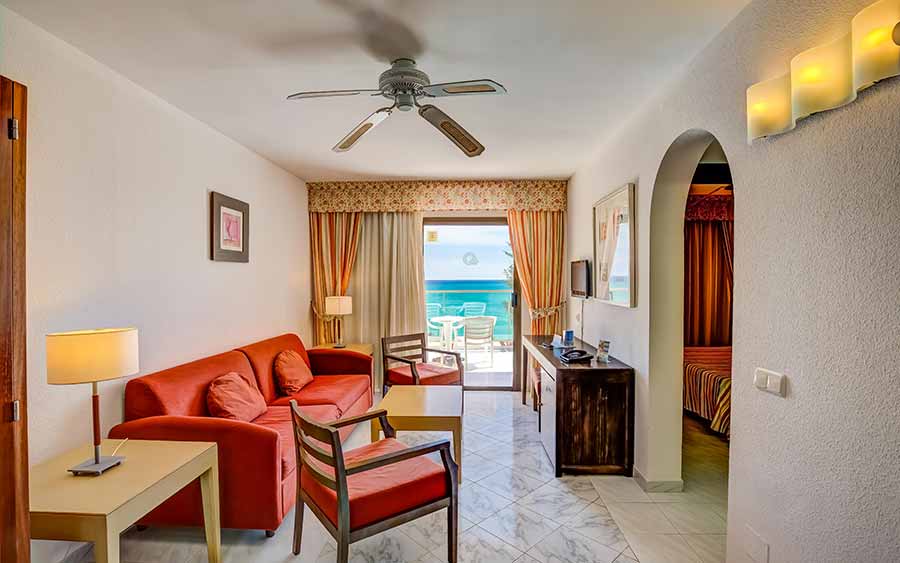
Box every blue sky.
[424,225,512,280]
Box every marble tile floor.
[67,392,728,563]
[597,416,730,563]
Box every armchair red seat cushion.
[386,363,461,386]
[109,333,373,533]
[301,438,448,530]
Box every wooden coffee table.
[371,385,464,480]
[30,439,220,563]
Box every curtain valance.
[685,194,733,221]
[307,179,567,213]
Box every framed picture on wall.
[210,191,249,262]
[593,183,635,307]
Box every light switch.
[766,371,786,397]
[753,368,768,390]
[754,368,787,397]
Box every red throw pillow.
[207,372,267,422]
[275,349,314,394]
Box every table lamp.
[46,328,139,476]
[324,296,352,348]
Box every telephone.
[559,349,594,364]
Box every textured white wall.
[567,0,900,561]
[0,7,312,560]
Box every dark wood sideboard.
[522,335,635,477]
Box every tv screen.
[571,260,591,298]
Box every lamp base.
[68,455,125,476]
[333,343,347,349]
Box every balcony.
[425,283,514,388]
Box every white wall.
[567,0,900,561]
[0,7,312,561]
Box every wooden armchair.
[381,332,464,397]
[289,401,459,563]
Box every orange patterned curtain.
[310,212,363,344]
[507,210,566,335]
[684,220,733,346]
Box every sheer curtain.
[345,212,425,390]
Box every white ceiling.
[3,0,750,181]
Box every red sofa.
[109,334,372,534]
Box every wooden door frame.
[0,75,29,563]
[422,217,522,392]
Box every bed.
[683,346,732,437]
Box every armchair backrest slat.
[382,333,427,370]
[289,400,346,496]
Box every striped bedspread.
[683,347,732,436]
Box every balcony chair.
[457,302,487,317]
[463,316,497,368]
[289,401,459,563]
[425,302,443,345]
[381,333,464,397]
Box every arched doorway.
[648,129,733,499]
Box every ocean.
[425,279,514,341]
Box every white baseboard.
[633,466,684,492]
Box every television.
[571,260,591,298]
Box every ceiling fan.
[287,58,507,157]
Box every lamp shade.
[324,296,353,316]
[46,328,139,385]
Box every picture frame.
[592,183,636,307]
[210,191,249,263]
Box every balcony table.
[430,315,464,350]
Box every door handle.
[511,293,519,308]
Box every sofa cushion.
[301,438,448,530]
[253,405,339,476]
[237,334,310,404]
[270,375,371,415]
[386,363,461,386]
[207,372,268,422]
[124,351,256,421]
[275,349,315,394]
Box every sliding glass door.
[423,219,520,390]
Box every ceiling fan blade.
[421,79,507,98]
[287,89,382,100]
[418,104,485,157]
[332,107,393,152]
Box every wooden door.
[0,75,29,563]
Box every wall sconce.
[791,34,855,120]
[746,74,794,139]
[748,0,900,142]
